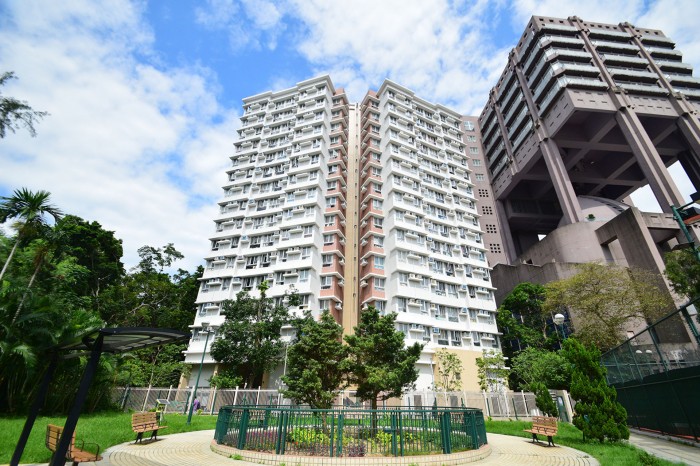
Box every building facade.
[479,15,700,265]
[184,76,500,391]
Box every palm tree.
[0,188,63,282]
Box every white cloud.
[0,0,234,270]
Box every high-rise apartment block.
[184,77,499,391]
[480,16,700,264]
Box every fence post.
[482,391,491,418]
[521,391,527,416]
[142,385,152,412]
[238,408,250,450]
[390,411,398,456]
[256,386,261,405]
[512,398,519,420]
[210,386,217,415]
[440,412,452,454]
[233,386,239,405]
[335,413,343,457]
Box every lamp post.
[186,322,216,425]
[553,313,566,346]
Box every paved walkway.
[20,428,700,466]
[628,430,700,466]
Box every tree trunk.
[0,239,19,283]
[12,257,40,325]
[371,396,379,436]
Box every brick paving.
[50,430,598,466]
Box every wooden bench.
[523,415,558,446]
[45,424,102,466]
[132,411,168,443]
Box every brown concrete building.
[477,16,700,313]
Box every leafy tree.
[0,188,63,282]
[475,349,509,392]
[209,369,243,389]
[53,215,125,300]
[434,348,462,391]
[545,263,673,351]
[99,243,196,330]
[664,249,700,299]
[530,381,558,417]
[342,307,423,412]
[0,71,48,138]
[210,281,294,387]
[117,344,187,387]
[562,338,629,442]
[282,311,348,409]
[510,347,571,391]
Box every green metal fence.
[215,406,487,457]
[601,299,700,441]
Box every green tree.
[210,281,294,387]
[342,307,422,412]
[53,215,125,301]
[562,338,629,442]
[664,249,700,299]
[434,348,462,391]
[0,188,63,282]
[0,71,48,138]
[545,263,672,351]
[510,347,571,391]
[475,349,510,392]
[209,369,243,389]
[282,311,348,409]
[530,381,558,417]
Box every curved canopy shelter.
[11,327,189,466]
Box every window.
[374,300,386,311]
[372,199,383,209]
[374,277,386,290]
[371,166,381,176]
[326,197,337,207]
[323,234,334,245]
[469,147,479,154]
[475,173,485,181]
[321,276,333,289]
[303,226,314,237]
[373,236,384,248]
[374,256,385,269]
[395,210,404,221]
[374,217,383,229]
[397,250,408,262]
[466,135,477,142]
[464,121,475,131]
[399,272,408,285]
[319,299,330,311]
[301,246,311,259]
[472,159,481,166]
[327,180,337,190]
[322,254,333,266]
[299,269,309,282]
[324,215,335,226]
[396,230,405,241]
[373,182,382,193]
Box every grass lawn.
[485,419,679,466]
[0,411,218,464]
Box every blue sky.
[1,0,699,271]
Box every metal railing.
[214,406,486,457]
[112,387,542,420]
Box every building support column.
[616,108,685,212]
[539,137,583,225]
[677,116,700,189]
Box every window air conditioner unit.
[432,327,441,334]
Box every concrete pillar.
[540,137,584,225]
[616,109,684,212]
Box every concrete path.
[12,427,700,466]
[628,430,700,466]
[15,430,596,466]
